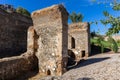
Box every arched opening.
[81,50,85,57]
[47,69,51,75]
[71,37,75,49]
[68,50,76,60]
[67,50,76,66]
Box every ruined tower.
[68,22,90,62]
[31,5,69,76]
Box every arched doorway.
[47,69,51,75]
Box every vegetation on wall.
[16,7,31,17]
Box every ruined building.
[0,4,90,79]
[68,22,90,62]
[30,4,69,76]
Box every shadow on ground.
[90,45,111,56]
[74,57,110,69]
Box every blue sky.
[0,0,120,35]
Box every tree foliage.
[69,12,83,23]
[16,7,30,17]
[107,36,118,52]
[91,31,97,38]
[101,2,120,35]
[113,3,120,10]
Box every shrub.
[116,40,120,43]
[107,36,118,53]
[16,7,30,17]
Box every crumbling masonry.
[30,5,69,76]
[0,4,90,79]
[68,22,90,62]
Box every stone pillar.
[27,26,35,53]
[27,26,39,54]
[31,5,68,76]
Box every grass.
[91,38,111,49]
[91,37,120,53]
[117,43,120,47]
[91,38,111,47]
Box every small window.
[71,37,75,48]
[81,50,85,57]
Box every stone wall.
[31,5,69,76]
[0,9,33,58]
[0,4,91,79]
[0,52,38,80]
[68,22,90,62]
[0,24,37,80]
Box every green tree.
[69,12,83,23]
[91,31,97,38]
[16,7,30,17]
[107,36,118,52]
[100,2,120,35]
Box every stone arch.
[68,50,76,60]
[46,69,51,75]
[67,50,76,66]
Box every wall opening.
[47,69,51,75]
[67,50,76,67]
[68,50,76,60]
[71,37,75,49]
[81,50,85,57]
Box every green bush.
[16,7,30,17]
[116,40,120,43]
[91,36,105,53]
[107,36,118,53]
[91,36,118,53]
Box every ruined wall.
[0,9,33,58]
[68,22,90,61]
[0,52,38,80]
[31,5,68,76]
[0,24,37,80]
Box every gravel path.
[29,52,120,80]
[62,53,120,80]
